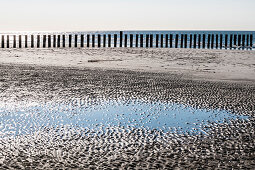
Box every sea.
[0,30,254,49]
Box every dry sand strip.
[0,48,254,83]
[0,49,254,169]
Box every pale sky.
[0,0,255,31]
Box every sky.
[0,0,254,31]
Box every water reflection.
[0,100,249,137]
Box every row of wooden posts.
[0,31,253,49]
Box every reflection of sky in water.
[0,100,249,137]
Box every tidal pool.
[0,99,249,137]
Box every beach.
[0,48,255,169]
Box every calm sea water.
[0,30,254,49]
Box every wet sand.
[0,48,255,169]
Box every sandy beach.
[0,48,254,83]
[0,48,255,169]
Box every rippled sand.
[0,48,255,169]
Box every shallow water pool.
[0,99,249,137]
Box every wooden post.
[170,34,173,48]
[80,34,84,47]
[140,34,143,48]
[250,34,253,48]
[103,34,106,47]
[18,35,22,48]
[194,34,197,49]
[207,34,210,49]
[1,35,4,48]
[130,34,134,47]
[233,34,237,48]
[114,34,117,47]
[202,34,205,49]
[175,34,178,48]
[238,35,241,47]
[69,35,72,47]
[184,34,188,48]
[220,34,223,49]
[150,34,153,48]
[124,34,127,47]
[92,34,95,48]
[242,34,245,48]
[156,34,159,48]
[165,34,168,48]
[87,35,90,48]
[135,34,139,47]
[225,34,228,49]
[160,34,163,48]
[211,34,214,49]
[53,35,56,48]
[74,34,78,48]
[37,35,40,48]
[62,35,65,47]
[48,35,51,48]
[120,31,123,47]
[216,34,218,49]
[230,34,233,49]
[198,34,201,49]
[43,35,46,48]
[145,34,149,48]
[13,35,16,48]
[57,35,61,48]
[189,34,193,48]
[246,34,249,49]
[108,34,111,47]
[98,34,101,48]
[31,35,34,48]
[7,35,9,48]
[180,34,184,48]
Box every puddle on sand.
[0,100,249,137]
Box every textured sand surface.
[0,49,254,169]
